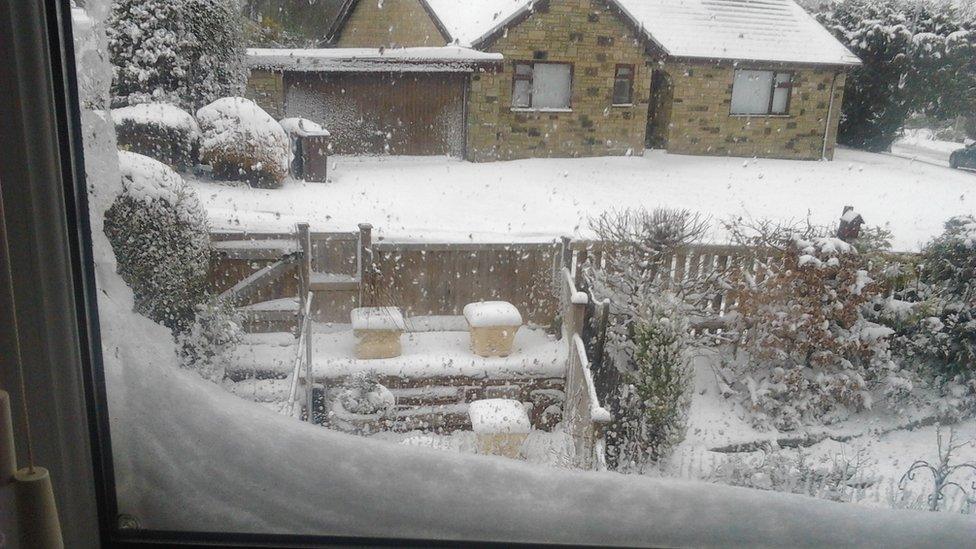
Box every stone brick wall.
[245,69,285,120]
[335,0,447,48]
[465,0,651,162]
[662,60,848,160]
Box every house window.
[612,64,634,105]
[511,61,573,110]
[730,70,793,115]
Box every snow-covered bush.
[710,448,874,503]
[112,103,201,170]
[330,373,397,434]
[587,208,705,470]
[108,0,245,110]
[813,0,976,150]
[726,229,898,430]
[196,97,290,187]
[278,117,327,135]
[103,151,211,333]
[609,297,693,469]
[177,297,244,382]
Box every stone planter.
[469,398,531,459]
[463,301,523,357]
[351,306,405,359]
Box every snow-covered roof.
[613,0,861,66]
[424,0,538,47]
[247,46,503,73]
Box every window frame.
[611,63,635,107]
[509,60,574,112]
[729,69,794,117]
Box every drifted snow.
[190,151,976,252]
[350,306,407,331]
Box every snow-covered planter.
[112,103,200,170]
[103,151,210,333]
[195,97,289,188]
[463,301,523,357]
[351,307,405,360]
[329,373,396,435]
[469,398,531,459]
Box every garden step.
[310,271,360,291]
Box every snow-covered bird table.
[468,398,531,459]
[463,301,523,357]
[351,307,406,359]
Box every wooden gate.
[284,72,466,156]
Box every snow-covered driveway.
[192,148,976,251]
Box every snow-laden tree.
[812,0,976,150]
[108,0,246,110]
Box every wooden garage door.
[284,72,465,156]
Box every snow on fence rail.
[559,264,611,469]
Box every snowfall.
[72,2,976,545]
[193,146,974,252]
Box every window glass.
[63,0,976,545]
[531,62,572,109]
[771,72,792,114]
[613,64,634,105]
[731,69,773,115]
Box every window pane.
[771,72,792,113]
[731,69,773,115]
[513,79,531,108]
[613,66,633,105]
[532,63,572,109]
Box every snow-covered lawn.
[191,148,976,252]
[891,128,969,169]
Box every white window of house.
[511,61,572,110]
[612,64,635,105]
[731,69,793,115]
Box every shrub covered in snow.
[814,0,976,151]
[177,297,244,382]
[278,117,327,136]
[112,103,201,170]
[726,230,899,430]
[104,151,211,333]
[196,97,290,187]
[108,0,246,110]
[329,373,397,434]
[608,295,693,470]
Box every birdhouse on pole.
[837,206,864,242]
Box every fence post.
[358,223,373,307]
[575,248,588,289]
[297,223,311,321]
[561,236,573,271]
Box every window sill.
[611,103,634,108]
[510,107,573,113]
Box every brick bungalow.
[246,0,860,161]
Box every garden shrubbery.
[104,151,211,333]
[112,103,201,170]
[177,297,244,382]
[196,97,290,187]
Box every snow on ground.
[311,327,565,380]
[891,128,968,168]
[190,148,976,252]
[665,348,976,512]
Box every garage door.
[284,72,466,157]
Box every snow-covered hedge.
[104,151,210,333]
[112,103,200,170]
[196,97,290,188]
